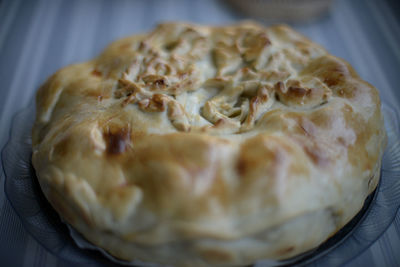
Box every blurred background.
[0,0,399,266]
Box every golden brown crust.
[32,22,386,266]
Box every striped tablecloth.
[0,0,399,266]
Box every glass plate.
[2,100,400,266]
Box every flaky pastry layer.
[32,22,386,266]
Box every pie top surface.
[31,22,386,266]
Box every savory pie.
[32,22,386,266]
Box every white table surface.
[0,0,399,266]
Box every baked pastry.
[32,22,386,266]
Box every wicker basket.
[226,0,334,22]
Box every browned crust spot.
[104,128,131,155]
